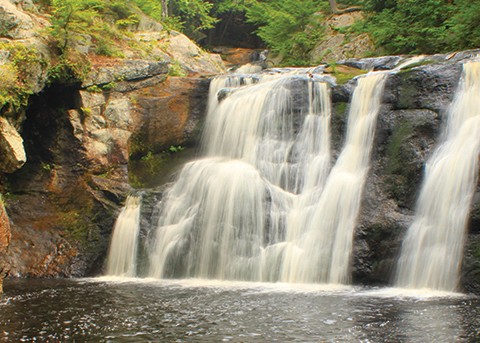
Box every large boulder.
[0,116,26,173]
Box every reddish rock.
[129,76,210,157]
[0,198,11,293]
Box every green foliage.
[0,42,46,111]
[168,145,184,153]
[133,0,163,21]
[446,0,480,50]
[47,53,92,83]
[86,85,103,93]
[49,0,135,59]
[359,0,480,54]
[170,0,218,40]
[129,146,192,188]
[168,60,187,76]
[50,0,102,52]
[116,14,140,29]
[245,0,327,65]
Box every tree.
[245,0,327,65]
[361,0,456,54]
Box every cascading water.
[148,74,333,281]
[396,61,480,291]
[145,70,388,283]
[281,72,388,284]
[105,195,142,277]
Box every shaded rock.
[463,234,480,294]
[0,197,10,293]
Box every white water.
[281,72,388,284]
[105,195,142,277]
[396,62,480,291]
[148,73,335,281]
[145,70,388,284]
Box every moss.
[168,60,187,77]
[333,102,348,118]
[325,64,368,85]
[397,59,436,72]
[0,42,47,112]
[383,121,423,208]
[129,132,149,158]
[129,147,196,188]
[385,122,414,174]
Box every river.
[1,278,479,342]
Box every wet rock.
[388,63,463,113]
[339,55,403,71]
[463,234,480,294]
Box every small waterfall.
[281,72,388,284]
[105,195,142,277]
[396,61,480,291]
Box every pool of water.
[1,278,479,342]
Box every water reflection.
[0,279,479,342]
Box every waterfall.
[396,62,480,291]
[144,70,389,284]
[281,72,388,284]
[105,195,142,277]
[148,73,336,281]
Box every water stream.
[396,61,480,291]
[105,195,142,277]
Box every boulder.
[310,12,374,63]
[163,32,226,76]
[0,116,26,173]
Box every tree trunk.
[329,0,339,13]
[161,0,168,19]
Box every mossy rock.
[324,64,368,84]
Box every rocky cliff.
[1,0,480,295]
[0,0,224,284]
[327,51,480,292]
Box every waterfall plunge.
[148,75,333,281]
[396,62,480,291]
[105,195,142,277]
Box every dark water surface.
[1,278,479,342]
